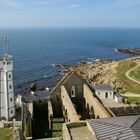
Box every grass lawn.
[0,128,13,140]
[128,89,140,94]
[129,66,140,82]
[126,97,140,104]
[117,60,140,94]
[52,118,64,138]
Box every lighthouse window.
[9,85,12,89]
[9,74,11,79]
[11,110,13,114]
[10,98,13,102]
[7,61,11,65]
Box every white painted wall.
[0,55,15,120]
[114,96,122,103]
[95,90,114,99]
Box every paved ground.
[70,126,96,140]
[101,99,131,108]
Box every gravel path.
[125,62,140,85]
[121,92,140,97]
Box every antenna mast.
[2,34,8,56]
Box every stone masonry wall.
[61,86,79,122]
[83,84,111,118]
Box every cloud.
[67,4,79,9]
[0,0,20,7]
[115,0,140,8]
[33,0,66,5]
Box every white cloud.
[33,0,66,5]
[0,0,20,7]
[67,4,79,9]
[115,0,140,8]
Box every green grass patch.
[128,89,140,94]
[0,128,13,140]
[126,97,140,104]
[117,60,140,93]
[53,118,64,123]
[129,66,140,82]
[52,118,64,138]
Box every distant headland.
[115,48,140,55]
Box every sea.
[0,28,140,93]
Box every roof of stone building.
[21,90,50,103]
[50,71,87,94]
[93,84,113,91]
[87,115,140,140]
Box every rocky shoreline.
[68,59,119,86]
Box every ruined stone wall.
[51,85,62,117]
[63,74,85,112]
[48,99,53,130]
[21,102,33,138]
[28,103,33,118]
[51,73,85,117]
[61,86,79,122]
[83,84,111,118]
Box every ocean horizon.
[0,28,140,92]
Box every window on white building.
[105,92,108,98]
[10,98,13,102]
[71,86,76,97]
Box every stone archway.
[90,106,95,119]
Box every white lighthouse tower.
[0,36,15,120]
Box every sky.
[0,0,140,28]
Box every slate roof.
[87,115,140,140]
[93,84,113,91]
[51,71,86,94]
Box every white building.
[93,84,123,103]
[0,36,15,120]
[93,84,114,99]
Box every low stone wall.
[62,123,72,140]
[83,84,111,118]
[110,106,140,116]
[62,121,87,140]
[61,86,79,122]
